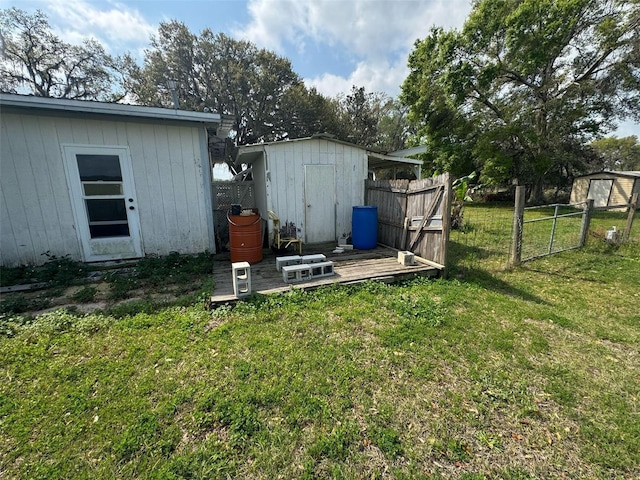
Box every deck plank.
[210,245,440,305]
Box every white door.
[587,179,613,208]
[63,145,143,262]
[304,165,336,243]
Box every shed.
[0,93,228,266]
[570,171,640,209]
[235,135,422,244]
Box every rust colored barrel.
[228,212,263,264]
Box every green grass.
[1,208,639,479]
[450,202,639,271]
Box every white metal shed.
[235,135,422,245]
[0,93,227,266]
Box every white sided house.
[235,135,422,244]
[1,93,228,266]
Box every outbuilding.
[235,135,422,244]
[570,170,640,209]
[0,93,229,266]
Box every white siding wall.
[263,139,367,243]
[1,112,213,266]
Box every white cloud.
[43,0,156,54]
[306,57,409,98]
[305,72,353,98]
[239,0,470,56]
[237,0,472,96]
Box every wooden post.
[510,186,525,267]
[400,217,409,250]
[579,199,594,247]
[440,172,452,278]
[623,193,638,242]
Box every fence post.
[623,193,638,241]
[579,199,594,247]
[440,172,452,279]
[510,186,526,267]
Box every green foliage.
[135,252,212,285]
[128,20,414,152]
[1,254,87,288]
[278,84,344,140]
[308,422,359,461]
[0,295,31,315]
[0,265,35,287]
[71,286,97,303]
[35,254,87,287]
[339,86,381,147]
[127,21,301,146]
[105,271,138,301]
[402,0,640,201]
[370,426,404,458]
[590,135,640,171]
[0,294,51,314]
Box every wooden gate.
[365,173,451,270]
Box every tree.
[0,8,126,101]
[402,0,640,202]
[276,84,344,140]
[331,86,414,152]
[338,86,380,147]
[375,97,414,152]
[591,136,640,170]
[127,21,303,145]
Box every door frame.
[62,144,143,262]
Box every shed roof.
[235,135,423,172]
[574,170,640,179]
[0,93,231,135]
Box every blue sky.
[3,0,638,138]
[4,0,473,97]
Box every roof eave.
[0,93,222,126]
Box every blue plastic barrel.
[352,206,378,249]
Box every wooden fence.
[211,181,255,249]
[365,173,452,270]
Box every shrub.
[71,286,98,303]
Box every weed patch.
[71,285,97,303]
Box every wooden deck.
[210,243,442,305]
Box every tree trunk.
[528,176,545,205]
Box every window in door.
[76,154,130,238]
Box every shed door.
[305,165,336,243]
[587,179,613,208]
[63,145,143,262]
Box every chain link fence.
[448,196,639,275]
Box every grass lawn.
[1,208,639,479]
